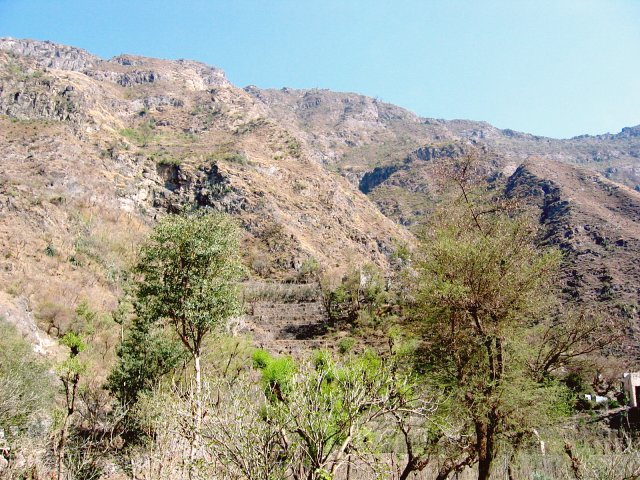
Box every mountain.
[246,86,640,191]
[0,38,639,360]
[252,86,640,353]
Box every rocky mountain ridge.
[0,38,639,361]
[246,87,640,191]
[0,38,413,366]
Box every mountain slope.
[245,85,640,357]
[1,38,639,361]
[0,38,412,361]
[246,86,640,191]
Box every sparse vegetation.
[149,150,182,166]
[233,116,268,135]
[286,137,302,158]
[1,40,640,480]
[243,281,319,304]
[207,149,252,165]
[119,120,156,146]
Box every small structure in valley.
[622,372,640,407]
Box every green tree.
[251,349,441,480]
[414,189,569,479]
[105,312,185,407]
[320,263,387,322]
[132,210,244,430]
[56,332,86,480]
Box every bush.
[106,315,185,406]
[119,120,156,146]
[252,349,272,369]
[319,264,388,322]
[286,138,302,158]
[253,353,296,400]
[312,349,332,371]
[337,337,356,355]
[297,257,320,283]
[0,318,53,432]
[153,153,182,166]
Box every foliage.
[251,348,271,370]
[206,149,252,166]
[105,313,185,406]
[337,336,356,355]
[320,263,387,322]
[151,151,182,166]
[204,348,442,480]
[286,137,302,158]
[59,332,86,364]
[108,209,245,463]
[133,209,244,359]
[298,256,320,282]
[253,350,296,401]
[412,182,579,479]
[119,120,156,146]
[0,319,53,431]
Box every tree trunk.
[57,374,79,480]
[476,419,496,480]
[399,455,430,480]
[194,353,202,429]
[57,414,69,480]
[188,353,203,480]
[399,459,416,480]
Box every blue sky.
[1,0,639,138]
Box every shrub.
[205,148,252,166]
[298,257,320,282]
[0,318,54,431]
[45,244,56,257]
[119,120,156,146]
[36,301,74,337]
[155,155,182,166]
[257,355,296,400]
[337,337,356,355]
[312,349,332,370]
[286,138,302,158]
[252,349,272,370]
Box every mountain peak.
[0,37,230,89]
[0,37,101,71]
[619,125,640,138]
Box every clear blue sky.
[1,0,639,138]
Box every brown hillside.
[0,39,412,364]
[1,38,639,362]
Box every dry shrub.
[37,301,75,337]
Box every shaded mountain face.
[505,161,640,356]
[1,38,639,359]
